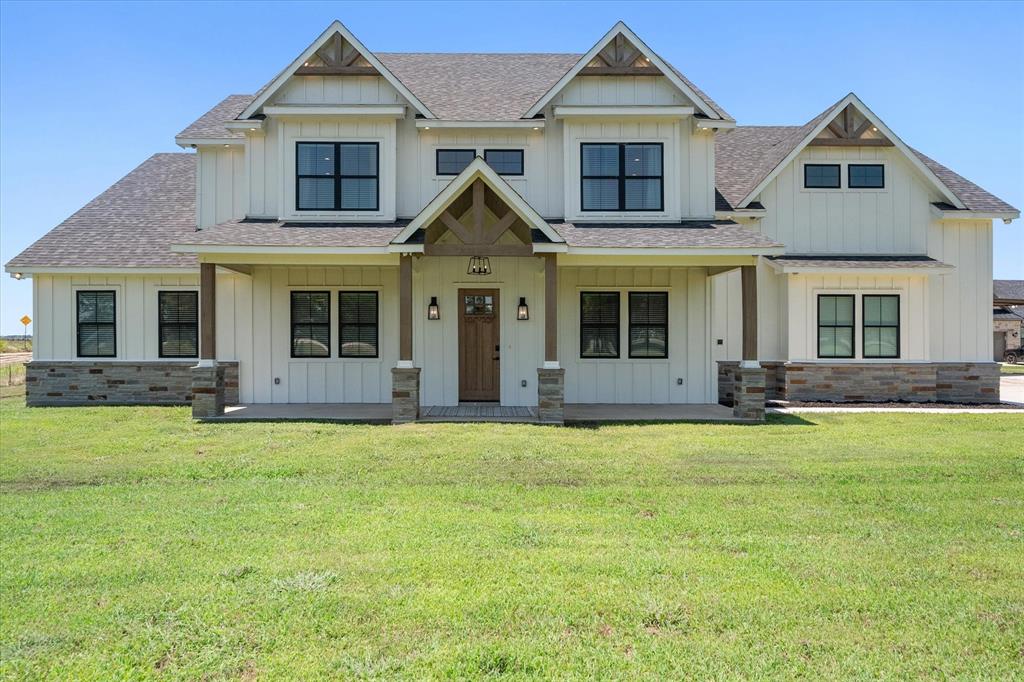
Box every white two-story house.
[7,20,1019,422]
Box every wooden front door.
[459,289,500,401]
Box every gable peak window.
[436,149,476,176]
[296,142,378,211]
[581,143,663,212]
[804,164,841,189]
[848,164,885,188]
[158,291,198,358]
[77,290,116,357]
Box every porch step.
[419,404,538,422]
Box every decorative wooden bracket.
[427,180,530,250]
[581,33,662,76]
[295,32,379,76]
[809,104,893,147]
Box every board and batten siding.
[270,75,403,106]
[558,266,712,404]
[197,146,246,228]
[927,219,993,362]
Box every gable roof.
[5,154,197,271]
[994,280,1024,304]
[523,21,729,120]
[237,20,435,120]
[392,156,563,244]
[176,94,252,142]
[716,94,1017,215]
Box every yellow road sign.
[20,315,31,326]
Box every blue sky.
[1,0,1021,335]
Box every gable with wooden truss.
[810,103,893,147]
[392,157,563,255]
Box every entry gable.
[524,21,728,120]
[738,93,965,209]
[238,20,433,119]
[391,157,563,249]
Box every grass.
[1,399,1022,679]
[1001,362,1024,375]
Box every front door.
[459,289,500,401]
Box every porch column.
[733,264,766,421]
[537,254,564,424]
[392,254,420,423]
[192,262,225,418]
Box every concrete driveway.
[1002,376,1024,405]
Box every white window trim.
[152,285,200,361]
[431,145,527,180]
[71,285,122,360]
[575,286,672,364]
[287,287,386,364]
[808,288,906,362]
[566,135,675,222]
[800,160,889,194]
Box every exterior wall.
[412,256,545,407]
[927,219,994,361]
[552,75,692,107]
[197,146,247,228]
[25,361,238,406]
[558,265,711,404]
[270,75,403,106]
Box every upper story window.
[296,142,378,211]
[483,149,524,176]
[581,143,663,212]
[158,291,198,358]
[77,290,116,357]
[436,149,476,176]
[580,292,620,358]
[804,164,841,189]
[848,164,885,188]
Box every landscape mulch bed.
[768,400,1024,410]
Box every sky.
[1,0,1022,335]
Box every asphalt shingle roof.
[549,220,781,249]
[177,219,409,248]
[5,154,197,270]
[994,280,1024,303]
[767,255,951,270]
[176,95,252,140]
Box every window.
[436,149,475,175]
[77,290,116,357]
[339,292,378,358]
[848,164,885,188]
[629,292,668,358]
[483,149,524,175]
[296,142,378,211]
[580,292,620,358]
[158,291,198,358]
[581,143,663,211]
[817,295,855,358]
[863,295,899,358]
[291,291,330,358]
[804,164,841,189]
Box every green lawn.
[1,399,1022,679]
[1002,362,1024,375]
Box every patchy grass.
[1001,362,1024,375]
[1,398,1022,679]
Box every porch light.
[467,256,491,276]
[427,296,440,320]
[12,272,23,280]
[517,297,529,320]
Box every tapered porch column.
[392,254,420,423]
[192,262,225,418]
[733,264,766,420]
[537,254,564,424]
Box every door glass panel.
[464,295,494,315]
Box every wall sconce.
[427,296,440,320]
[517,297,529,320]
[467,256,491,276]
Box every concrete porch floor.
[207,402,744,423]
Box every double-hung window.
[77,290,116,357]
[339,292,379,358]
[628,292,668,358]
[158,291,198,358]
[863,295,899,358]
[817,295,855,358]
[296,142,378,211]
[580,292,620,358]
[581,143,663,211]
[291,291,331,358]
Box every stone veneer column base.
[537,368,565,424]
[391,367,421,424]
[733,365,766,421]
[191,364,225,418]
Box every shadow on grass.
[562,413,817,429]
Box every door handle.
[493,344,500,361]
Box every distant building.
[994,280,1024,361]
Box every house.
[6,20,1019,422]
[993,280,1024,362]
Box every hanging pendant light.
[467,256,491,276]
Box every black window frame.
[483,149,524,176]
[628,291,669,359]
[848,163,885,189]
[435,149,476,176]
[290,290,332,359]
[157,290,199,359]
[862,294,900,359]
[817,294,855,359]
[295,141,379,212]
[579,291,621,359]
[580,142,664,212]
[338,291,379,359]
[804,163,841,189]
[76,290,117,358]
